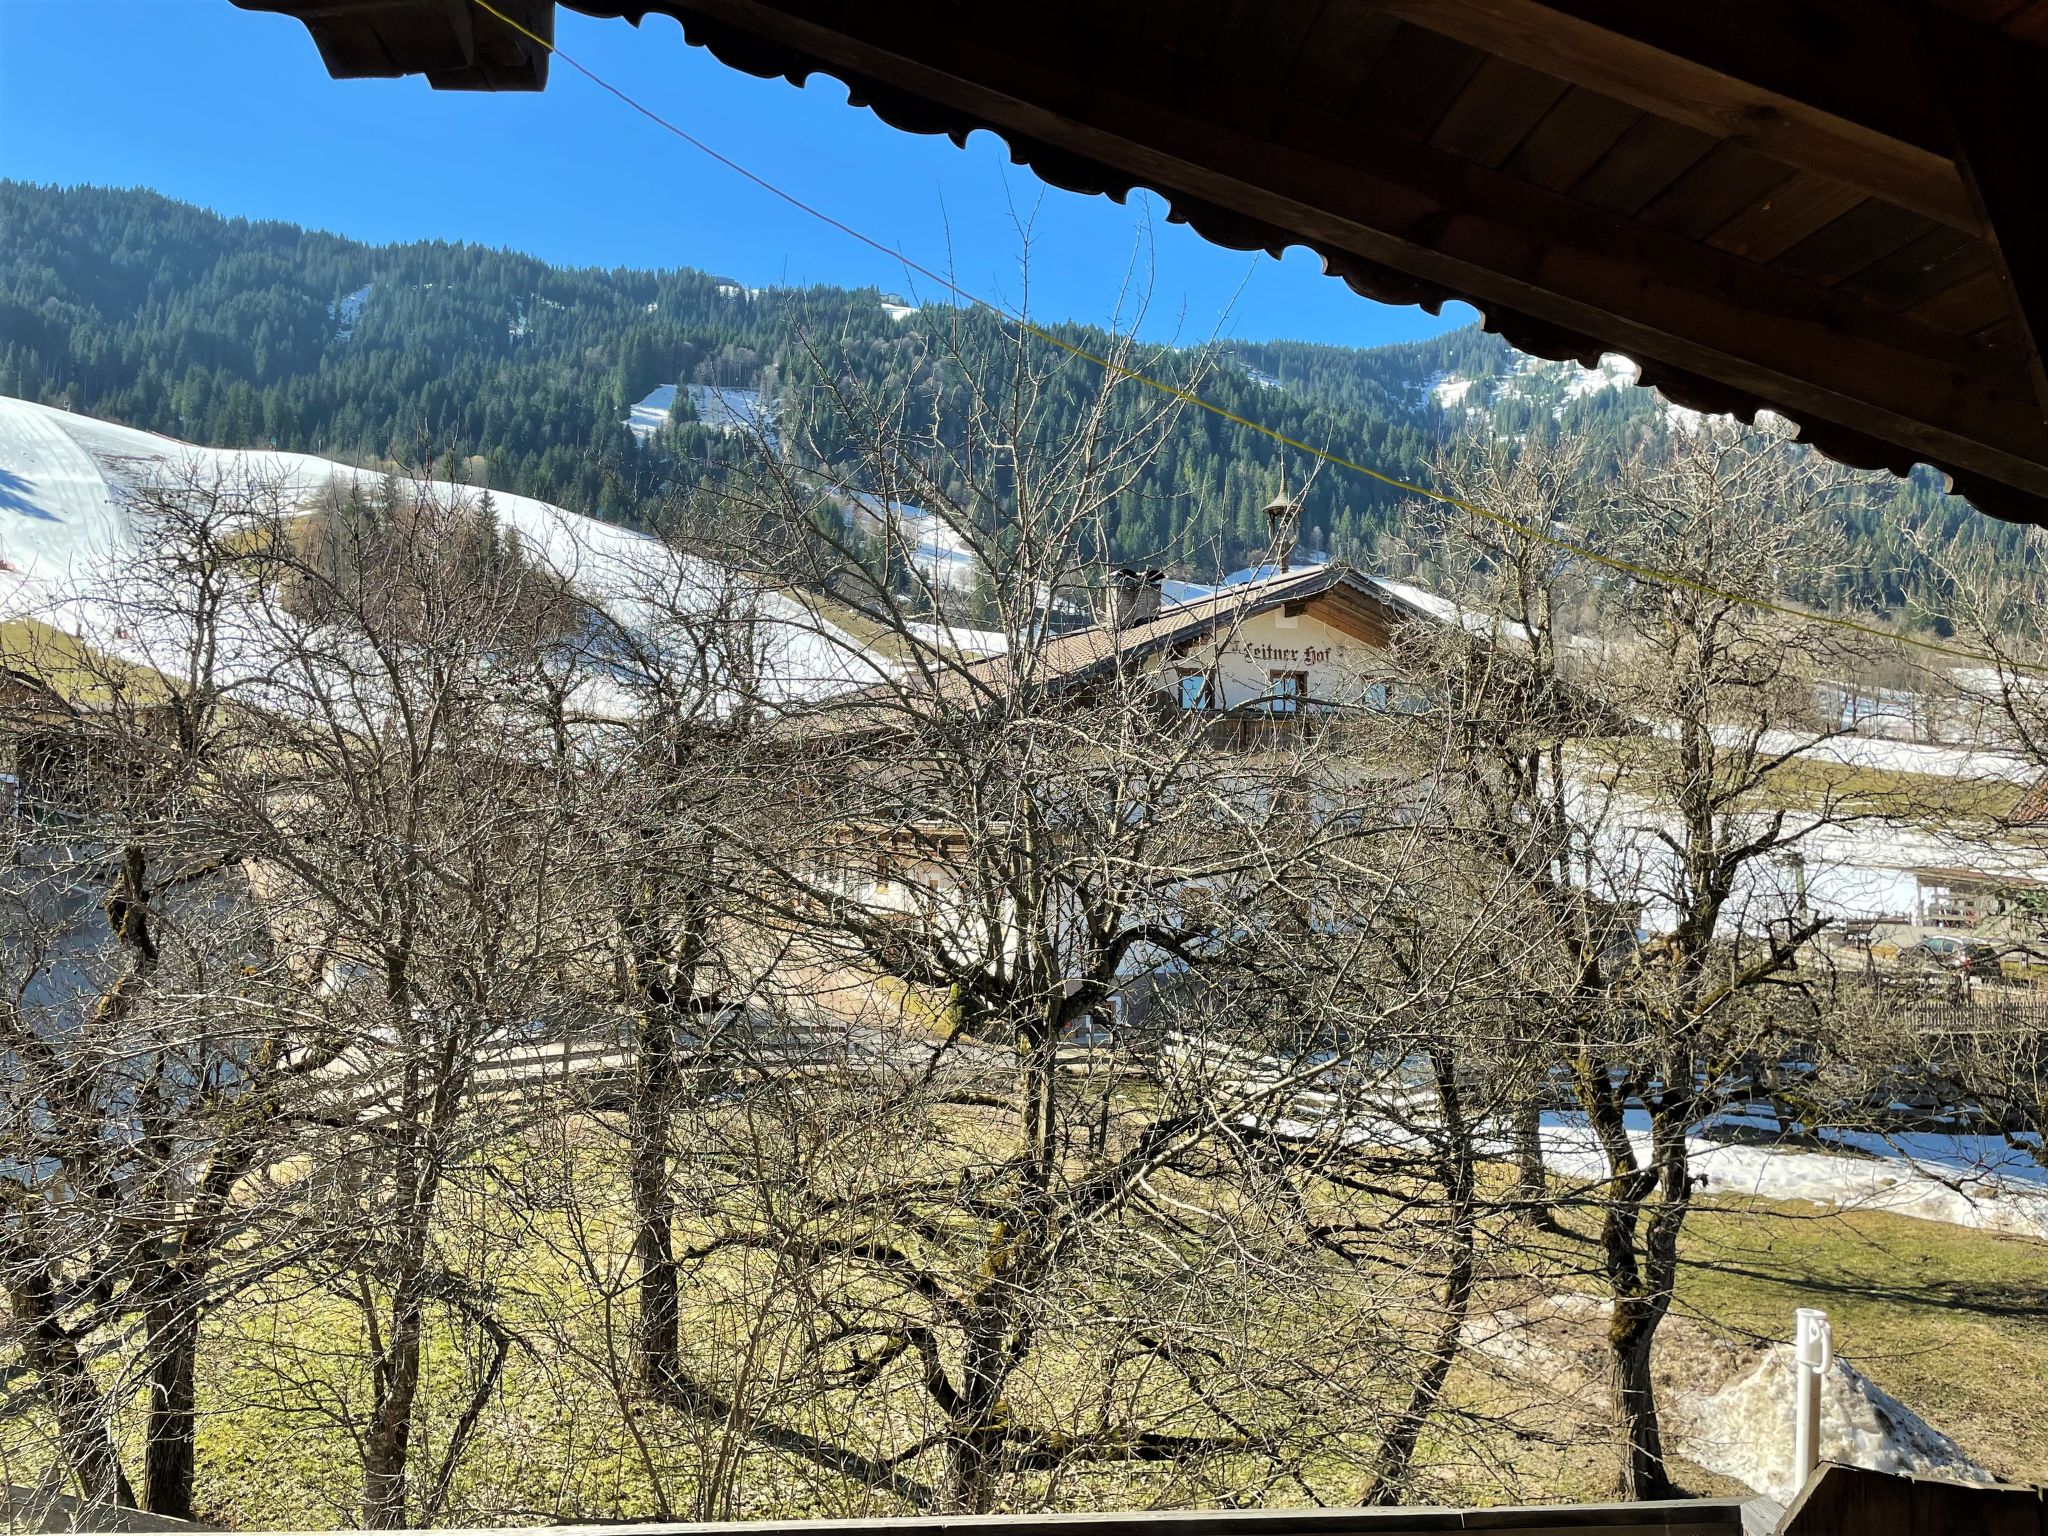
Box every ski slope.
[0,396,876,707]
[625,383,776,445]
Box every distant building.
[1911,865,2048,934]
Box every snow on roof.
[1362,573,1534,645]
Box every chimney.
[1102,567,1164,627]
[1262,483,1301,573]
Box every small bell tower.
[1261,473,1301,573]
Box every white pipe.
[1792,1307,1832,1490]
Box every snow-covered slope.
[0,396,872,706]
[332,283,372,342]
[625,383,776,445]
[0,395,384,634]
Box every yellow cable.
[472,0,2041,677]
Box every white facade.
[1145,605,1388,713]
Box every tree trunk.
[1606,1100,1691,1502]
[8,1265,136,1508]
[1510,1095,1557,1229]
[1609,1297,1677,1500]
[630,1016,682,1400]
[362,1276,428,1529]
[1365,1047,1477,1503]
[143,1278,200,1520]
[947,1322,1009,1515]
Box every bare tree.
[1388,426,1884,1498]
[0,466,348,1519]
[585,314,1540,1514]
[200,475,595,1528]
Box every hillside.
[0,393,875,705]
[0,180,2033,624]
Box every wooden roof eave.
[237,0,2048,521]
[558,0,2048,523]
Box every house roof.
[237,0,2048,527]
[2010,773,2048,826]
[995,563,1426,691]
[1912,863,2048,888]
[778,563,1478,740]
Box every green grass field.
[6,1131,2042,1527]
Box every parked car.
[1895,935,2004,988]
[1059,1015,1116,1051]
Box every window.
[1175,668,1214,711]
[1268,670,1307,714]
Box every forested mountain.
[0,180,2032,622]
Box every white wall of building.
[1148,606,1388,711]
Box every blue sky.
[0,0,1470,349]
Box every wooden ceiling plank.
[1428,55,1571,167]
[1905,265,2014,332]
[1637,142,1796,244]
[1567,116,1718,216]
[1770,199,1935,289]
[1282,6,1402,114]
[1498,87,1642,191]
[1926,16,2048,416]
[1376,0,1979,231]
[1938,0,2029,24]
[1205,0,1326,93]
[1705,172,1868,263]
[1998,0,2048,40]
[1837,227,1989,311]
[1356,23,1487,141]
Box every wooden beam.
[1923,15,2048,422]
[228,0,551,88]
[581,0,2048,500]
[1370,0,1982,232]
[1779,1461,2047,1535]
[1302,596,1396,650]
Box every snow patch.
[1425,372,1475,409]
[1671,1345,1995,1504]
[625,384,777,447]
[332,284,372,343]
[624,384,678,440]
[1465,1296,1997,1506]
[1539,1113,2048,1241]
[1563,352,1640,401]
